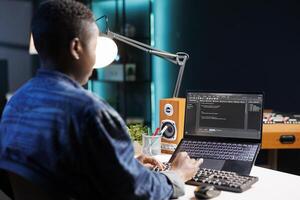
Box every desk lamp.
[97,16,189,153]
[29,34,116,69]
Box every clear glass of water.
[142,134,161,156]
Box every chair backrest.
[7,172,64,200]
[0,170,13,198]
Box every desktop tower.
[159,98,186,154]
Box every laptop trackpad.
[201,159,225,170]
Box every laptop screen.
[185,92,263,140]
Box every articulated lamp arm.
[97,15,189,97]
[108,31,180,64]
[106,30,189,98]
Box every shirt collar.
[36,67,82,88]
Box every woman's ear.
[70,37,82,60]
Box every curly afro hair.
[31,0,94,59]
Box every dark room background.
[160,0,300,114]
[152,0,300,175]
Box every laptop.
[169,91,263,175]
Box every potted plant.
[128,124,148,155]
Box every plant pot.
[133,141,142,156]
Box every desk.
[155,154,300,200]
[262,123,300,169]
[0,190,11,200]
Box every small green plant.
[128,124,148,145]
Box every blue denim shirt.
[0,68,175,199]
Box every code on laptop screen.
[185,92,263,139]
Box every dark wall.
[166,0,300,113]
[0,0,32,93]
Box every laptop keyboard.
[179,140,258,162]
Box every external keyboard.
[154,163,258,193]
[188,168,258,193]
[179,140,258,162]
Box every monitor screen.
[185,92,263,140]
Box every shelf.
[91,0,152,126]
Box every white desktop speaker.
[159,98,186,153]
